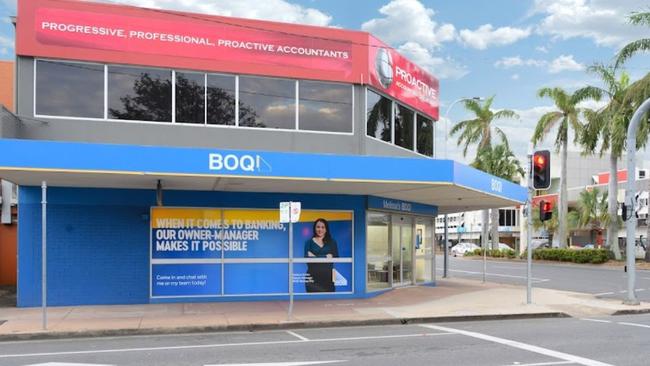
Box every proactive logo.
[375,47,393,89]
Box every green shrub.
[529,248,609,264]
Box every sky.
[1,0,649,165]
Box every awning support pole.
[41,181,47,330]
[287,202,294,320]
[443,214,449,278]
[527,145,533,304]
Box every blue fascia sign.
[367,196,437,217]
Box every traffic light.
[540,200,552,222]
[532,150,551,190]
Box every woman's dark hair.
[312,218,333,244]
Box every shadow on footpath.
[0,285,16,308]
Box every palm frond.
[531,111,562,145]
[492,109,519,120]
[615,39,650,69]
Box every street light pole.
[624,97,650,305]
[441,96,484,281]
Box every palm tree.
[451,96,519,250]
[531,87,596,248]
[472,143,525,249]
[615,11,650,69]
[580,65,628,258]
[568,189,610,247]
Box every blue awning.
[0,138,526,213]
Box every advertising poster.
[150,207,353,298]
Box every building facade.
[0,0,526,307]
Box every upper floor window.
[35,60,104,118]
[366,90,391,142]
[108,65,172,122]
[239,76,295,129]
[394,103,414,151]
[34,59,353,135]
[175,71,205,124]
[417,115,433,157]
[299,80,352,133]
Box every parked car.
[498,243,512,251]
[530,239,550,250]
[450,242,480,257]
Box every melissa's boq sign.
[17,0,439,119]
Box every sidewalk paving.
[1,277,649,341]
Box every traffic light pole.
[527,146,533,305]
[624,97,650,305]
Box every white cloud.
[459,24,531,50]
[398,42,468,80]
[100,0,332,26]
[0,34,13,49]
[494,54,584,74]
[361,0,456,47]
[533,0,646,47]
[494,56,545,68]
[536,45,549,53]
[548,54,584,73]
[512,74,520,80]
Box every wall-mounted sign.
[367,196,437,217]
[150,207,353,297]
[18,0,439,119]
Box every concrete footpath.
[1,278,649,341]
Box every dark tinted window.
[207,74,236,126]
[238,76,295,129]
[108,66,172,122]
[35,60,104,118]
[366,90,391,142]
[176,72,204,124]
[417,114,433,157]
[299,81,352,133]
[394,104,414,150]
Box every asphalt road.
[2,315,650,365]
[437,256,650,301]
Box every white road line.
[592,292,614,296]
[617,322,650,329]
[0,332,454,359]
[204,361,345,366]
[501,361,573,366]
[420,324,613,366]
[286,331,309,341]
[579,319,612,324]
[443,269,550,282]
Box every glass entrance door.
[391,216,413,286]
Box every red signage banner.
[17,0,439,119]
[368,36,439,120]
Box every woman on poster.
[304,218,339,292]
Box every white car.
[450,242,480,257]
[498,243,512,251]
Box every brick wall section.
[0,61,14,112]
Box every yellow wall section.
[151,207,352,228]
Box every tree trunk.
[481,209,489,250]
[491,208,500,250]
[607,154,622,259]
[558,139,569,248]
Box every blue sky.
[1,0,649,164]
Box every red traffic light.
[532,150,551,190]
[540,200,553,222]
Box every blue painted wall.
[17,186,368,307]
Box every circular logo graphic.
[375,48,393,89]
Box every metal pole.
[287,202,294,319]
[443,214,449,278]
[41,181,47,330]
[527,145,533,304]
[624,97,650,305]
[483,233,487,283]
